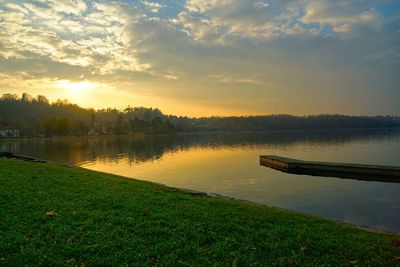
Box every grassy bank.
[0,158,399,266]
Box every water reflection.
[1,128,398,166]
[1,128,400,232]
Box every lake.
[2,128,400,232]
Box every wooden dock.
[260,155,400,183]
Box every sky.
[0,0,399,117]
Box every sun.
[67,81,94,92]
[57,80,95,93]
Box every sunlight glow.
[57,80,95,93]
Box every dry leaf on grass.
[154,188,163,194]
[66,258,76,264]
[45,210,57,217]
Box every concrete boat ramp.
[260,155,400,183]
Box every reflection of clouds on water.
[1,128,398,166]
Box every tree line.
[1,93,399,137]
[0,93,175,136]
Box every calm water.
[2,128,400,232]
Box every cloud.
[47,0,87,16]
[253,2,269,9]
[208,74,262,85]
[177,0,393,42]
[178,0,309,42]
[301,0,382,32]
[0,0,148,77]
[142,1,164,13]
[125,0,400,114]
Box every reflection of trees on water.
[1,128,398,166]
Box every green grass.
[0,158,399,266]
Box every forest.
[1,93,399,137]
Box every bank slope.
[0,158,399,266]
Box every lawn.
[0,158,399,266]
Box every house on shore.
[0,128,20,138]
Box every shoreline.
[74,165,400,235]
[1,126,399,140]
[2,152,399,234]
